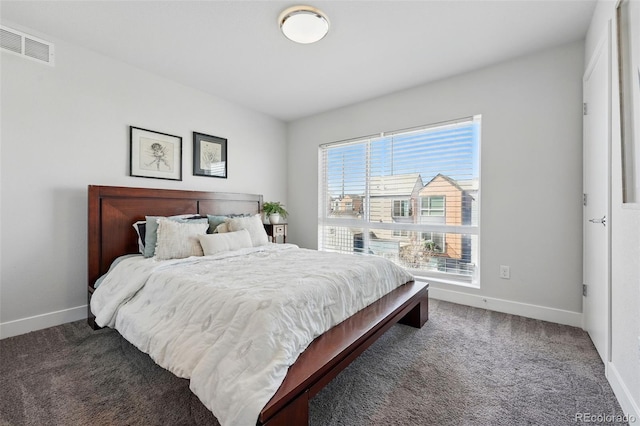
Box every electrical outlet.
[499,265,510,279]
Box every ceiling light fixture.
[279,5,330,44]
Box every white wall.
[0,23,287,337]
[585,1,640,419]
[287,41,585,326]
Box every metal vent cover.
[0,25,54,66]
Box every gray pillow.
[206,215,228,234]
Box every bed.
[87,185,429,426]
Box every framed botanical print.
[193,132,227,178]
[130,126,182,181]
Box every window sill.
[413,273,480,289]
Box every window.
[319,116,481,286]
[421,232,445,253]
[393,200,411,217]
[420,196,445,216]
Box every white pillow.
[215,222,229,233]
[154,217,209,260]
[226,214,269,247]
[198,229,253,255]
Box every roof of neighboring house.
[423,173,465,192]
[369,173,423,197]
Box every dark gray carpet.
[0,300,624,426]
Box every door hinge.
[583,193,588,206]
[583,102,588,116]
[583,284,588,297]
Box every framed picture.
[130,126,182,181]
[617,0,640,205]
[193,132,227,178]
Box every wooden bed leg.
[87,288,102,330]
[262,390,309,426]
[399,293,429,328]
[88,315,101,330]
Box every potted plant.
[263,201,289,224]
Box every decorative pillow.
[206,215,229,234]
[226,214,269,247]
[132,220,146,254]
[207,214,252,234]
[198,229,253,255]
[154,218,209,260]
[143,214,206,257]
[215,222,229,234]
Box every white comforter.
[91,244,413,426]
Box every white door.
[583,29,610,366]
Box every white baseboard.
[608,362,640,422]
[428,286,583,327]
[0,305,87,339]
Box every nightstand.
[264,223,287,244]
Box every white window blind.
[318,116,481,286]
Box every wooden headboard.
[87,185,262,326]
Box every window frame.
[318,116,481,287]
[420,196,445,217]
[393,199,411,217]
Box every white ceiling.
[1,0,596,122]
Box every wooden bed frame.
[87,185,429,426]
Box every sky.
[324,116,481,197]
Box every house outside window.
[319,115,481,287]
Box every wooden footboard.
[259,281,429,426]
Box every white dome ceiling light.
[279,5,329,44]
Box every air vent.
[0,25,54,66]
